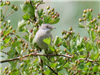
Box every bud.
[64,48,67,51]
[13,30,16,33]
[48,10,51,14]
[69,27,73,31]
[57,44,60,47]
[29,67,33,70]
[97,14,100,19]
[8,70,11,74]
[93,18,96,22]
[47,6,50,10]
[25,46,28,49]
[62,30,67,35]
[14,37,17,40]
[91,28,94,31]
[50,12,54,15]
[56,13,59,17]
[9,26,13,30]
[14,6,18,11]
[3,22,6,26]
[5,67,9,71]
[87,8,89,11]
[20,63,24,67]
[6,1,10,5]
[24,1,27,4]
[3,37,5,40]
[52,15,55,18]
[22,43,25,47]
[30,29,33,33]
[51,8,54,11]
[89,9,93,12]
[35,68,37,71]
[27,1,30,3]
[20,39,24,43]
[95,26,98,30]
[66,32,69,37]
[11,5,15,9]
[90,20,93,24]
[63,35,67,39]
[83,13,86,17]
[27,20,30,24]
[83,17,86,21]
[83,9,87,13]
[54,16,57,19]
[79,18,82,22]
[84,37,87,41]
[26,43,28,46]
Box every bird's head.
[40,24,56,32]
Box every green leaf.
[44,69,50,74]
[62,40,68,48]
[33,27,38,35]
[23,13,30,21]
[39,18,43,25]
[16,35,21,38]
[0,45,4,50]
[49,18,60,24]
[4,37,10,44]
[29,33,33,43]
[50,63,57,68]
[93,66,98,72]
[77,37,84,49]
[89,30,96,41]
[1,2,4,6]
[78,23,85,28]
[79,63,84,69]
[86,11,92,21]
[48,45,54,51]
[43,15,51,23]
[54,36,62,46]
[23,35,29,41]
[37,9,43,18]
[43,37,51,45]
[23,4,28,13]
[21,3,35,18]
[18,20,26,32]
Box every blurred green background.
[1,0,100,72]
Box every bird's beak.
[52,27,56,29]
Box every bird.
[33,23,56,50]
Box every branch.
[0,51,9,55]
[79,58,100,63]
[0,53,73,63]
[46,64,58,75]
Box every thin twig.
[0,51,9,55]
[4,11,15,19]
[39,58,44,75]
[46,64,58,75]
[5,5,8,16]
[0,53,72,63]
[86,51,89,60]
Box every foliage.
[0,0,100,75]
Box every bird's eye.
[46,26,49,28]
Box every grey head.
[39,24,56,32]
